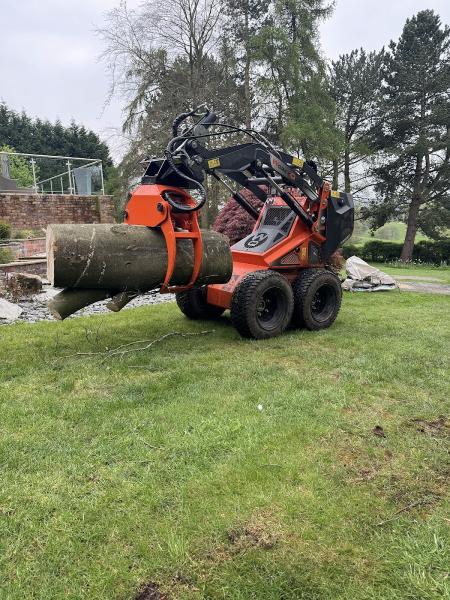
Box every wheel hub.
[256,288,282,324]
[310,284,336,322]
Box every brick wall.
[0,238,46,260]
[0,193,116,230]
[0,259,46,279]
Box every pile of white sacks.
[342,256,398,292]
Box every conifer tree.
[370,10,450,260]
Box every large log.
[47,224,232,290]
[46,224,232,319]
[47,289,114,321]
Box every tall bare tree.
[98,0,221,133]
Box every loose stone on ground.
[1,283,174,324]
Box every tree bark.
[106,290,139,312]
[400,197,421,262]
[332,158,339,190]
[47,289,113,321]
[46,224,233,319]
[401,151,424,262]
[344,144,351,193]
[47,224,232,291]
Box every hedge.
[0,221,11,240]
[343,239,450,265]
[0,247,13,263]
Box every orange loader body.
[123,107,354,339]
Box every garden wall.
[0,259,46,280]
[0,193,116,230]
[0,238,46,260]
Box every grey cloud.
[0,0,448,162]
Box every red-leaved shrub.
[212,188,265,245]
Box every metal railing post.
[100,161,105,195]
[30,158,38,193]
[67,161,73,194]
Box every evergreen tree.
[0,144,37,187]
[256,0,339,164]
[99,0,337,216]
[0,103,113,186]
[329,48,384,193]
[369,10,450,260]
[222,0,270,129]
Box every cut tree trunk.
[47,289,113,321]
[46,224,232,319]
[47,224,232,290]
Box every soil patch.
[411,416,450,437]
[134,581,167,600]
[227,523,278,550]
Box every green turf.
[1,288,449,599]
[370,263,450,284]
[349,221,430,246]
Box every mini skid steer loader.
[123,107,354,339]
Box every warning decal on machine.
[292,157,304,168]
[208,158,221,169]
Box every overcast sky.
[1,0,449,160]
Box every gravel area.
[1,284,174,324]
[4,274,449,325]
[397,281,450,295]
[394,275,445,282]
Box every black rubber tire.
[230,270,294,339]
[291,268,342,330]
[176,287,225,320]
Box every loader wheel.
[176,287,224,320]
[291,269,342,330]
[230,270,294,339]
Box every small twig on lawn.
[131,427,165,451]
[82,319,105,349]
[375,496,435,526]
[59,330,214,361]
[62,337,163,358]
[138,439,164,450]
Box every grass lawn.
[348,221,429,246]
[1,285,449,599]
[370,263,450,284]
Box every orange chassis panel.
[124,184,203,293]
[207,195,326,310]
[125,184,327,306]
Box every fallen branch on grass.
[60,330,214,362]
